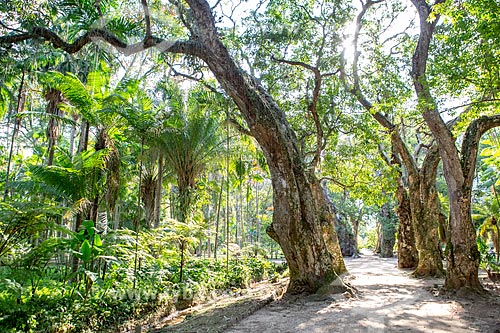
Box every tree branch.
[0,21,24,34]
[272,56,324,168]
[0,26,204,57]
[166,62,221,94]
[141,0,153,37]
[225,118,253,137]
[461,114,500,188]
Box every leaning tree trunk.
[182,0,347,294]
[345,7,443,274]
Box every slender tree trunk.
[113,203,120,230]
[203,203,211,257]
[351,218,360,254]
[77,120,90,154]
[4,71,25,201]
[154,152,163,228]
[141,173,156,229]
[214,175,223,259]
[69,114,78,159]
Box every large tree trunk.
[379,202,397,258]
[395,178,418,268]
[322,184,356,257]
[344,4,442,274]
[391,134,444,276]
[183,0,347,293]
[445,193,480,289]
[410,145,444,277]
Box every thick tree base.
[412,249,444,278]
[444,270,484,294]
[286,275,356,297]
[397,245,418,269]
[412,264,445,278]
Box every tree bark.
[408,144,444,277]
[379,202,397,258]
[395,179,418,268]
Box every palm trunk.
[214,176,223,259]
[77,120,90,154]
[68,114,78,159]
[45,88,64,166]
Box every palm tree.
[158,86,222,281]
[162,115,220,223]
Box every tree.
[0,0,351,293]
[341,0,444,275]
[410,0,500,291]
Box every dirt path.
[144,253,500,332]
[226,254,500,333]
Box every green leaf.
[80,239,92,262]
[94,234,103,247]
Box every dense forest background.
[0,0,499,332]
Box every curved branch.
[0,26,201,57]
[272,57,324,168]
[461,114,500,187]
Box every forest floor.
[127,251,500,333]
